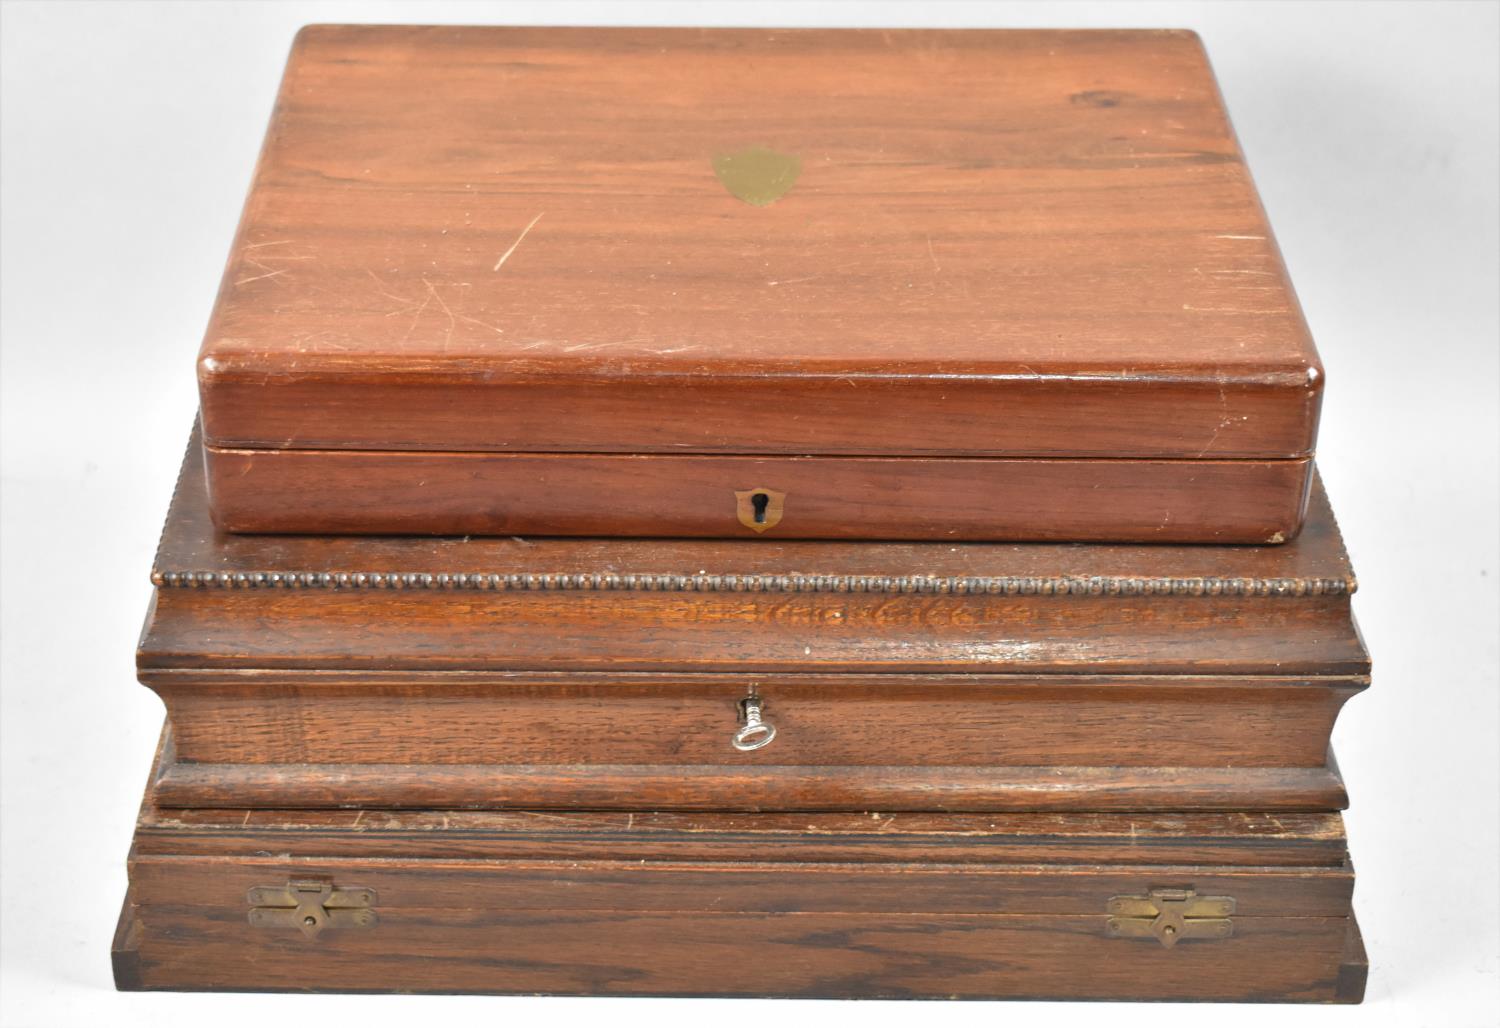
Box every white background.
[1,1,1496,1026]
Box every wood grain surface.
[134,807,1353,866]
[142,431,1369,676]
[115,742,1365,1001]
[199,26,1321,461]
[204,443,1315,541]
[194,26,1324,539]
[114,901,1364,1001]
[140,431,1368,809]
[150,757,1349,811]
[148,671,1362,768]
[161,425,1357,591]
[145,669,1362,810]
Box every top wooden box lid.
[198,25,1321,462]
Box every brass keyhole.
[734,487,785,533]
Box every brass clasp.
[247,879,377,938]
[1106,887,1234,947]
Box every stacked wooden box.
[114,26,1367,1001]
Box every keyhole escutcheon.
[734,487,786,533]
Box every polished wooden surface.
[199,26,1320,460]
[196,26,1322,540]
[142,586,1367,674]
[152,672,1361,767]
[113,900,1365,1000]
[163,426,1355,590]
[205,444,1315,541]
[147,429,1366,675]
[146,668,1361,809]
[151,756,1349,811]
[115,740,1365,1001]
[141,437,1367,810]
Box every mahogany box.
[198,25,1324,543]
[139,425,1366,814]
[116,427,1368,999]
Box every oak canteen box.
[139,425,1366,813]
[114,744,1366,1003]
[120,428,1369,1000]
[198,25,1324,542]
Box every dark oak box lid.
[198,25,1321,462]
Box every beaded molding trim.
[151,570,1355,596]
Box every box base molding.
[153,757,1350,812]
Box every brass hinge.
[1105,887,1235,948]
[247,879,377,938]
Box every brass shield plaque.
[712,146,801,206]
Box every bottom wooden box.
[114,770,1366,1001]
